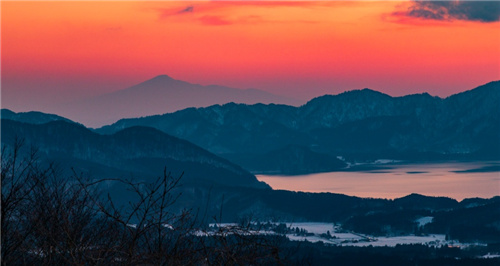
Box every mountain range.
[96,81,500,173]
[59,75,302,128]
[5,80,497,175]
[1,88,499,229]
[1,109,77,125]
[1,119,268,190]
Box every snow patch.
[415,216,434,227]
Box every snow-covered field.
[286,222,339,235]
[345,235,446,247]
[208,222,485,248]
[285,222,446,247]
[286,234,447,247]
[289,223,493,248]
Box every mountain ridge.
[1,109,78,125]
[59,75,303,127]
[4,80,498,174]
[1,118,269,189]
[95,80,500,173]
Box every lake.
[257,161,500,200]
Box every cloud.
[177,6,194,14]
[396,0,500,23]
[159,6,194,18]
[155,2,324,26]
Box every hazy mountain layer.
[1,109,76,125]
[1,119,269,189]
[60,75,303,127]
[97,81,500,171]
[229,145,347,175]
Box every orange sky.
[2,1,499,111]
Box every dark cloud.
[177,6,194,14]
[403,0,500,23]
[159,6,194,18]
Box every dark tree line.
[5,138,499,265]
[1,138,285,265]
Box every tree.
[1,139,285,265]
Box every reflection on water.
[256,162,500,200]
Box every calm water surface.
[256,162,500,200]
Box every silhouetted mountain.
[97,81,500,173]
[61,75,302,127]
[1,119,269,189]
[425,199,500,243]
[230,145,347,175]
[98,102,312,155]
[2,117,498,240]
[393,193,458,210]
[1,108,77,125]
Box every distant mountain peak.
[348,88,389,97]
[152,74,174,80]
[307,88,391,105]
[120,74,184,94]
[142,74,177,85]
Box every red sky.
[2,1,499,112]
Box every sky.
[2,1,500,112]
